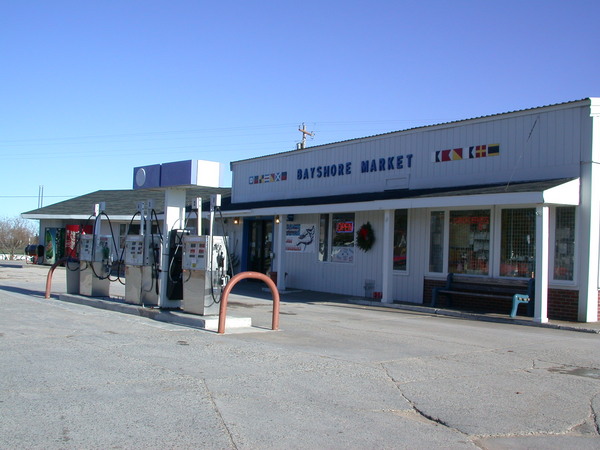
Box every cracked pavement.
[1,264,599,449]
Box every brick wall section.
[423,279,581,322]
[547,288,579,322]
[423,279,446,307]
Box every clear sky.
[1,0,598,219]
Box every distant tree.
[0,216,38,260]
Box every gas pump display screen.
[335,222,354,233]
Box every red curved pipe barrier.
[218,271,280,334]
[44,257,69,299]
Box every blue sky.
[1,0,598,219]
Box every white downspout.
[382,210,394,303]
[534,205,549,323]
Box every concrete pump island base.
[55,269,282,334]
[58,292,254,333]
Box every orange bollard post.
[218,271,280,334]
[45,257,68,299]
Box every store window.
[429,211,445,273]
[448,210,490,275]
[393,209,408,271]
[554,206,576,281]
[500,208,536,278]
[319,213,355,263]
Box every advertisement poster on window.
[285,223,316,253]
[331,246,354,263]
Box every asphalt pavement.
[1,262,600,449]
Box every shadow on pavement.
[0,285,46,297]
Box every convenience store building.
[225,98,600,323]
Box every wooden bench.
[430,273,535,317]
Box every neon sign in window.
[335,221,354,233]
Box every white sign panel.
[285,224,317,253]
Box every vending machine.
[79,234,112,297]
[181,235,228,315]
[43,227,66,265]
[64,225,90,294]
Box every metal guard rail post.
[218,271,280,334]
[45,257,70,299]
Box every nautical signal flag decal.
[434,144,500,163]
[469,145,487,158]
[249,171,288,185]
[434,148,464,162]
[487,144,500,156]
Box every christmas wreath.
[356,222,375,252]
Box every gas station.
[36,158,277,333]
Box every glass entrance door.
[247,219,273,274]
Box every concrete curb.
[348,299,600,334]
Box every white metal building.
[225,98,600,323]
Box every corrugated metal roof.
[231,98,590,165]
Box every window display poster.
[331,246,354,263]
[285,223,316,253]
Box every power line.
[0,195,76,198]
[0,123,301,145]
[0,119,441,146]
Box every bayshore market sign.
[295,153,414,182]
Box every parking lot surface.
[1,263,599,449]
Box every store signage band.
[247,144,499,185]
[295,153,414,182]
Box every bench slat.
[436,289,513,299]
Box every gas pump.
[140,232,161,307]
[79,234,112,297]
[181,234,228,315]
[124,235,144,304]
[124,202,146,305]
[124,201,162,306]
[78,203,117,297]
[181,194,229,315]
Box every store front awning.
[222,178,579,216]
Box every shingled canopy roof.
[22,187,232,220]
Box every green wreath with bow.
[356,222,375,252]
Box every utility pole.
[38,185,44,208]
[297,123,314,149]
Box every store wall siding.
[279,208,433,302]
[282,212,386,297]
[231,104,584,204]
[392,208,429,303]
